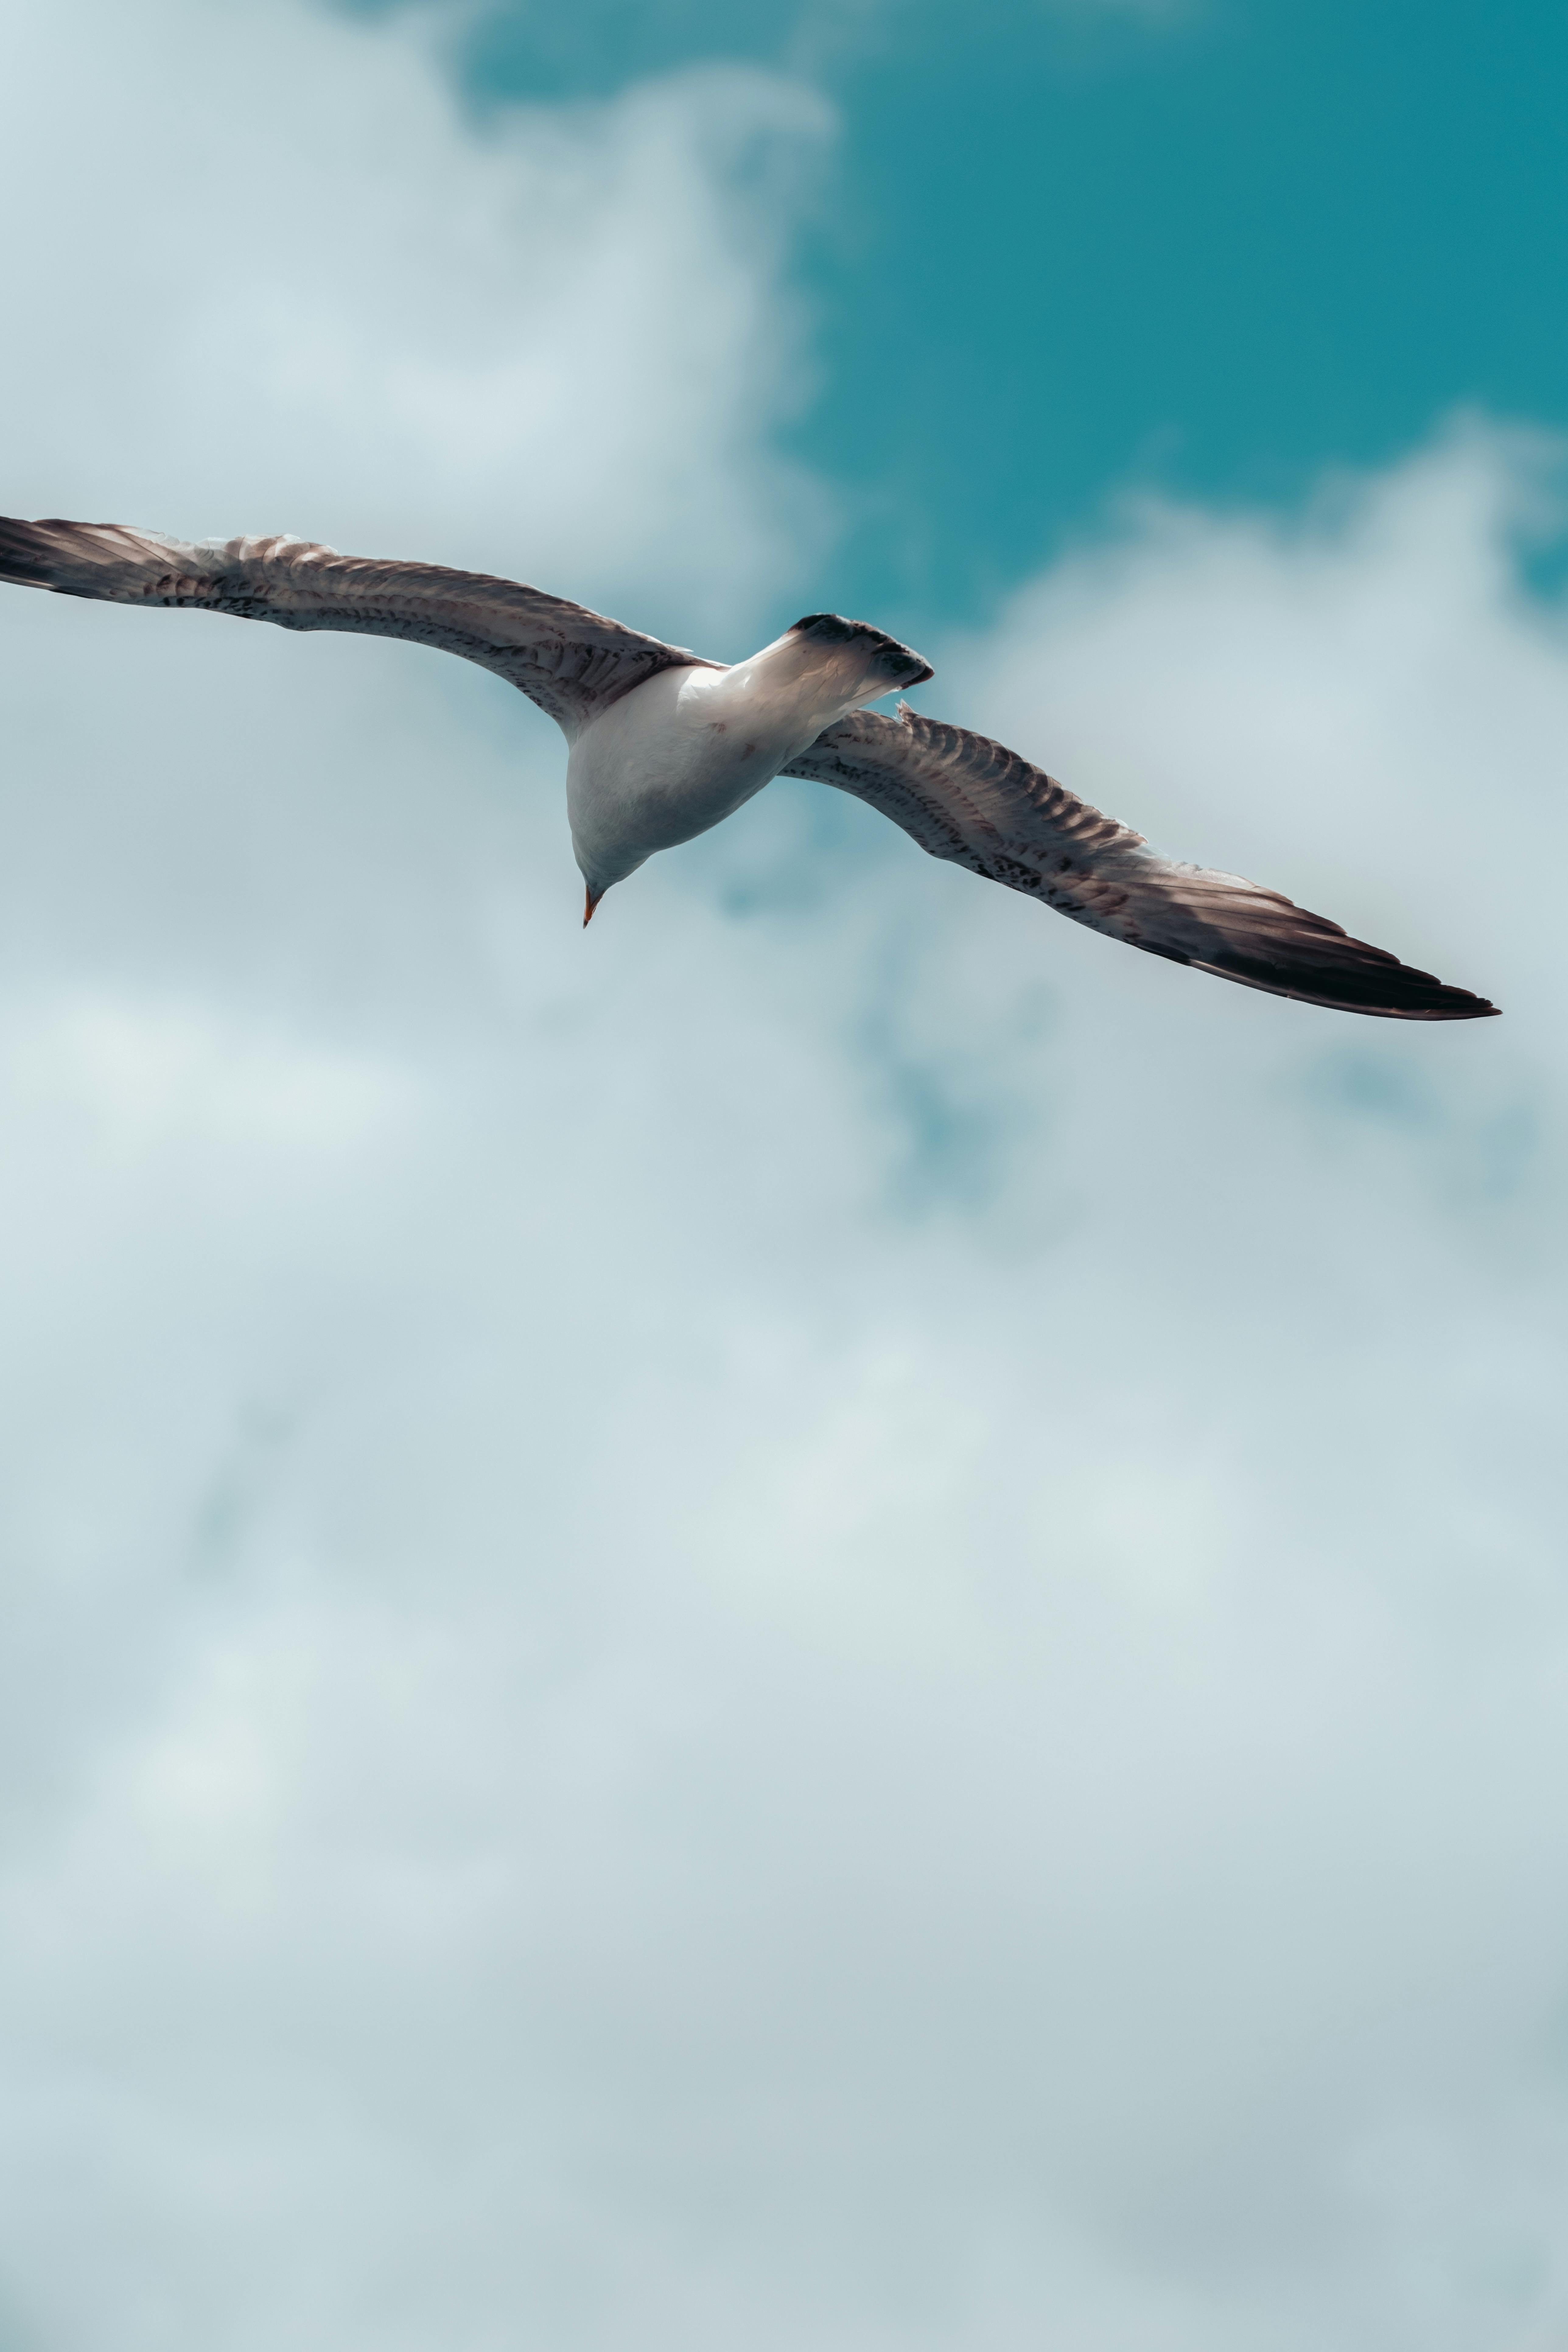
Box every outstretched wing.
[784,704,1498,1020]
[0,515,713,738]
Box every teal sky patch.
[343,0,1568,629]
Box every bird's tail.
[788,612,934,695]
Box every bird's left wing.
[0,516,714,737]
[783,704,1497,1020]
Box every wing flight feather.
[0,515,710,737]
[784,705,1497,1020]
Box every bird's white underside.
[566,625,910,898]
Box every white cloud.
[1,3,1566,2349]
[0,0,831,639]
[5,993,414,1160]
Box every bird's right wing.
[784,703,1498,1020]
[0,515,714,738]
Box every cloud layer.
[2,4,1566,2349]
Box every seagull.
[0,515,1497,1020]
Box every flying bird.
[0,516,1497,1020]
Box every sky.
[377,0,1568,621]
[0,2,1565,2349]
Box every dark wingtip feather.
[0,514,66,589]
[1198,946,1501,1021]
[0,514,168,600]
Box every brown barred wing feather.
[784,704,1498,1021]
[0,515,711,737]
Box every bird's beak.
[583,886,601,928]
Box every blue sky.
[1,4,1566,2349]
[386,0,1568,621]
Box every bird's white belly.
[566,663,813,892]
